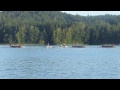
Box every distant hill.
[0,11,120,44]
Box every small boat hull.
[102,45,114,48]
[46,46,52,48]
[10,44,25,48]
[72,45,86,48]
[59,46,67,48]
[10,46,21,48]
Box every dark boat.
[10,44,24,48]
[72,45,86,48]
[102,44,114,48]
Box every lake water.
[0,45,120,79]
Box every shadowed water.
[0,45,120,79]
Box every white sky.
[62,11,120,16]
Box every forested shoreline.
[0,11,120,45]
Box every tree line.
[0,11,120,45]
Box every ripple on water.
[0,45,120,78]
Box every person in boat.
[47,43,49,46]
[59,44,62,47]
[46,42,52,48]
[63,43,66,47]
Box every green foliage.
[0,11,120,45]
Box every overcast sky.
[62,11,120,16]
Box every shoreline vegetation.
[0,43,117,48]
[0,43,118,46]
[1,11,120,45]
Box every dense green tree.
[0,11,120,45]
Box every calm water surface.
[0,45,120,79]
